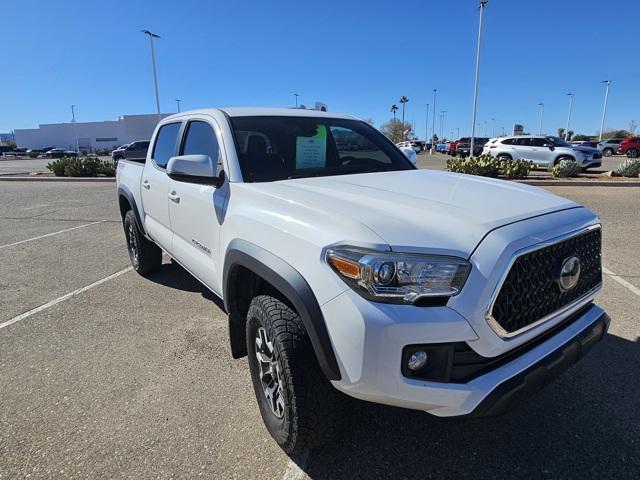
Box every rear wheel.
[626,148,639,158]
[602,148,614,157]
[246,295,346,454]
[123,210,162,275]
[497,153,512,161]
[554,155,575,165]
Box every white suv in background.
[484,135,603,170]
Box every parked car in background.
[396,140,422,153]
[456,137,489,157]
[111,140,150,162]
[571,141,598,148]
[484,135,602,169]
[446,140,458,155]
[618,137,640,158]
[597,138,623,157]
[45,148,78,158]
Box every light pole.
[501,126,505,136]
[457,127,460,139]
[483,120,488,136]
[71,105,79,153]
[294,93,299,107]
[431,89,437,152]
[491,118,495,137]
[470,0,488,158]
[440,111,447,139]
[141,29,161,119]
[599,80,611,141]
[538,103,544,135]
[425,103,429,142]
[564,93,574,140]
[175,99,182,112]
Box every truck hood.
[251,170,579,257]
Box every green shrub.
[447,155,501,177]
[550,159,580,178]
[613,158,640,177]
[47,157,72,176]
[97,160,116,177]
[500,158,535,179]
[64,157,100,177]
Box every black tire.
[246,295,346,454]
[554,155,575,165]
[497,153,512,161]
[123,210,162,275]
[602,148,614,157]
[626,148,639,158]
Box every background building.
[14,114,169,152]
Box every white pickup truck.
[116,107,609,454]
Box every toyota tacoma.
[116,107,609,454]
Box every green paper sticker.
[296,125,327,169]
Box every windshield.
[546,136,571,147]
[229,116,415,182]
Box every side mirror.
[400,146,417,165]
[167,154,224,187]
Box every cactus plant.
[550,159,580,178]
[447,155,501,177]
[613,158,640,177]
[500,159,535,179]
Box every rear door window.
[152,122,182,168]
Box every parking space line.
[0,267,132,331]
[603,266,640,297]
[0,220,104,250]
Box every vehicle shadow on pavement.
[145,260,225,310]
[303,333,640,479]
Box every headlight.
[325,247,471,304]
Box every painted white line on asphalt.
[603,266,640,297]
[282,452,309,480]
[0,267,133,331]
[0,220,104,250]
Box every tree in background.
[380,119,412,144]
[566,130,574,141]
[557,127,565,139]
[629,120,637,134]
[390,104,398,124]
[399,96,409,128]
[572,134,591,141]
[602,129,631,139]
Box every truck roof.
[162,107,357,121]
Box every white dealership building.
[14,113,169,152]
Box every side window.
[152,122,181,168]
[182,121,220,159]
[530,138,546,147]
[501,138,514,145]
[515,138,530,146]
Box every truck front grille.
[489,228,602,336]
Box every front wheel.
[246,295,345,454]
[626,149,639,158]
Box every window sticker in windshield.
[295,125,327,169]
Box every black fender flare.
[117,185,146,235]
[223,239,341,381]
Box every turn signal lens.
[327,255,361,279]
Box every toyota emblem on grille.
[558,256,581,292]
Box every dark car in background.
[45,148,78,158]
[456,137,489,157]
[111,140,150,162]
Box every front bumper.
[323,287,608,417]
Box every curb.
[0,176,115,182]
[517,180,639,187]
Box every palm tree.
[399,96,409,126]
[390,104,398,124]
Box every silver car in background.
[483,135,602,170]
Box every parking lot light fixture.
[599,81,611,142]
[175,99,182,112]
[565,93,574,140]
[71,105,79,153]
[470,0,488,158]
[141,29,162,120]
[294,93,299,107]
[538,103,544,135]
[491,118,495,137]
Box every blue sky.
[2,0,639,138]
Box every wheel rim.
[127,222,139,267]
[255,327,285,418]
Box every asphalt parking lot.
[1,181,639,479]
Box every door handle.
[168,191,180,203]
[142,180,150,190]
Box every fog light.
[407,350,428,371]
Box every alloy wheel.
[255,327,285,418]
[127,223,139,267]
